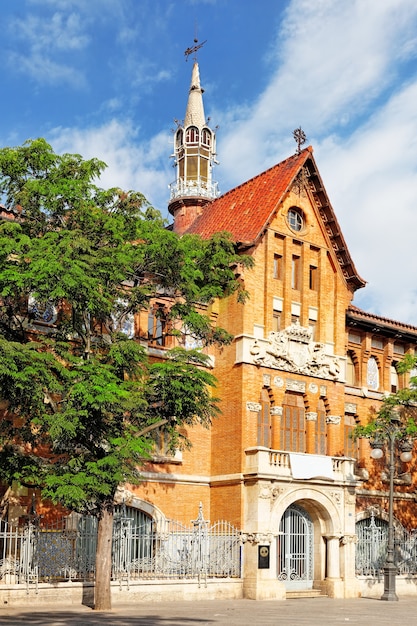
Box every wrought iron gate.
[0,504,241,590]
[355,513,417,576]
[277,504,313,589]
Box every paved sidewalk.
[0,597,416,626]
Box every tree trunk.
[94,506,114,611]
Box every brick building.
[126,60,417,599]
[2,60,417,603]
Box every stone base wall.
[359,576,417,598]
[0,579,243,608]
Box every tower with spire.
[168,54,218,235]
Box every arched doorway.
[277,503,314,590]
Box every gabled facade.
[129,61,417,600]
[3,60,417,604]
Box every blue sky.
[1,0,417,325]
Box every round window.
[287,208,304,232]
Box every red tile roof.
[187,147,312,244]
[187,146,366,292]
[347,304,417,336]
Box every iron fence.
[0,504,242,591]
[356,513,417,576]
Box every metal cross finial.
[293,127,307,154]
[184,38,207,62]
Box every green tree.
[0,139,252,610]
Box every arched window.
[201,128,211,146]
[185,126,199,144]
[28,295,57,325]
[287,207,304,232]
[114,505,153,563]
[355,516,388,576]
[175,128,183,148]
[366,356,379,390]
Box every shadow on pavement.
[0,611,214,626]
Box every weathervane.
[184,38,207,61]
[293,127,306,154]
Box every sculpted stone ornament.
[246,402,262,412]
[341,534,358,545]
[252,321,341,381]
[242,532,274,545]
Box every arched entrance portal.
[277,503,314,590]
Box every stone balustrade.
[244,447,357,484]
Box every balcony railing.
[169,177,219,201]
[244,447,357,484]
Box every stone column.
[305,412,317,454]
[322,534,345,598]
[326,535,340,579]
[271,406,283,450]
[242,480,286,600]
[340,534,361,598]
[326,415,341,456]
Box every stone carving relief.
[330,491,342,506]
[258,484,283,501]
[326,415,341,425]
[251,321,342,381]
[286,379,306,393]
[246,402,262,412]
[340,534,358,545]
[263,374,271,387]
[345,402,357,414]
[242,532,274,545]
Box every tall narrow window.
[148,307,166,346]
[201,128,211,146]
[366,356,379,390]
[257,388,271,448]
[390,364,399,393]
[316,400,327,455]
[272,311,281,332]
[273,254,283,280]
[309,265,318,290]
[185,126,199,144]
[344,415,358,459]
[309,320,316,341]
[346,352,357,386]
[291,255,301,290]
[281,392,305,452]
[410,367,417,389]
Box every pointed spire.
[168,57,219,234]
[184,63,206,128]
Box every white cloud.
[215,0,417,324]
[317,80,417,323]
[48,120,172,216]
[8,51,86,88]
[7,8,89,86]
[218,0,417,184]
